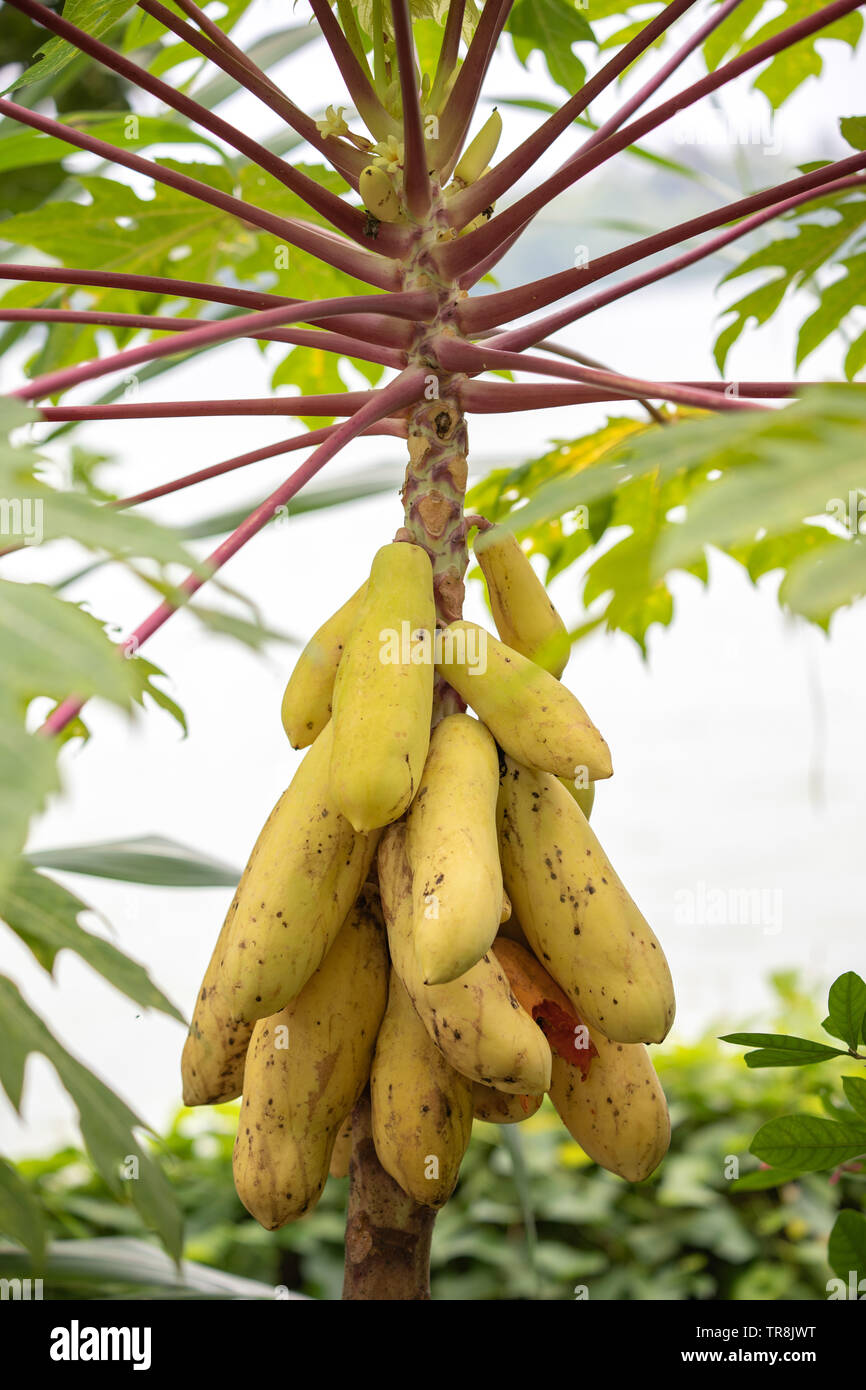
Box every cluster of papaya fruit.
[181,525,675,1228]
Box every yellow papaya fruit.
[491,936,597,1071]
[378,823,552,1094]
[359,163,404,223]
[406,713,502,984]
[280,582,367,748]
[472,1083,543,1124]
[435,620,611,782]
[330,541,435,831]
[493,938,670,1181]
[474,524,570,677]
[551,1030,670,1182]
[208,721,381,1032]
[233,886,388,1229]
[497,755,675,1044]
[370,970,473,1207]
[181,902,252,1106]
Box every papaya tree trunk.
[342,1090,437,1300]
[342,230,470,1293]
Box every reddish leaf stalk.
[307,0,400,142]
[444,331,796,413]
[36,394,378,423]
[458,380,794,414]
[13,291,435,401]
[0,308,405,370]
[461,221,527,288]
[392,0,432,219]
[490,174,866,350]
[442,0,866,277]
[578,0,746,157]
[0,264,301,311]
[0,99,399,290]
[521,340,669,425]
[447,0,699,227]
[459,150,866,333]
[429,0,466,110]
[136,0,369,186]
[173,0,275,80]
[431,0,513,173]
[0,265,414,348]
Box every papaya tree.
[0,0,864,1301]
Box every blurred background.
[0,4,863,1299]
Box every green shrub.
[6,973,859,1300]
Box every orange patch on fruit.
[532,1000,596,1076]
[492,936,597,1077]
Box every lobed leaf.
[2,1,134,95]
[507,0,594,95]
[468,390,866,648]
[714,175,866,375]
[704,0,864,107]
[0,862,183,1021]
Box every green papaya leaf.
[840,115,866,151]
[0,1157,45,1265]
[3,1,134,95]
[26,835,241,888]
[0,1236,301,1298]
[507,0,594,95]
[0,862,183,1020]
